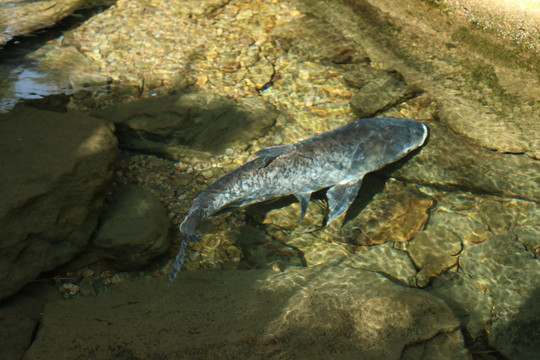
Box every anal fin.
[326,178,364,225]
[294,192,311,221]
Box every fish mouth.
[419,123,429,146]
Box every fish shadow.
[341,173,386,225]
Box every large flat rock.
[0,106,117,300]
[90,92,279,161]
[24,268,470,359]
[389,118,540,202]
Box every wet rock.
[438,97,534,156]
[415,256,458,288]
[408,225,462,287]
[390,119,540,202]
[267,266,467,360]
[247,57,275,90]
[93,185,172,270]
[185,232,243,271]
[250,197,351,266]
[171,0,229,18]
[338,180,434,246]
[90,92,279,161]
[343,66,390,89]
[0,106,117,301]
[429,271,494,340]
[24,268,469,359]
[70,72,113,100]
[0,294,43,360]
[338,242,417,286]
[459,235,540,358]
[0,0,86,45]
[513,201,540,254]
[409,227,462,269]
[347,67,419,117]
[270,14,369,64]
[401,330,471,360]
[280,232,351,267]
[227,225,303,270]
[420,198,492,246]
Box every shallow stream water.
[1,0,539,359]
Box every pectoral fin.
[326,178,364,225]
[294,192,312,221]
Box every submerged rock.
[93,185,172,270]
[337,180,434,246]
[390,118,540,202]
[270,14,369,64]
[247,57,275,90]
[347,67,419,118]
[228,225,303,270]
[0,293,45,360]
[266,266,469,360]
[408,224,462,287]
[0,106,117,301]
[24,268,470,359]
[171,0,229,18]
[458,235,540,359]
[429,271,494,341]
[338,242,418,286]
[90,92,279,161]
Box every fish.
[169,117,428,283]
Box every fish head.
[349,117,429,172]
[402,119,429,153]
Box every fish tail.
[169,206,208,284]
[168,229,203,285]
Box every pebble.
[201,169,214,179]
[60,282,80,297]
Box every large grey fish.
[169,117,428,283]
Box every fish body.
[169,117,428,283]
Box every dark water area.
[0,0,539,359]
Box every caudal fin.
[168,233,202,285]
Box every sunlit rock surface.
[0,0,86,45]
[0,106,117,300]
[459,235,540,359]
[338,242,418,286]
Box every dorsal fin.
[255,144,295,159]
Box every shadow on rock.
[23,267,471,360]
[90,91,280,162]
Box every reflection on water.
[0,66,64,111]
